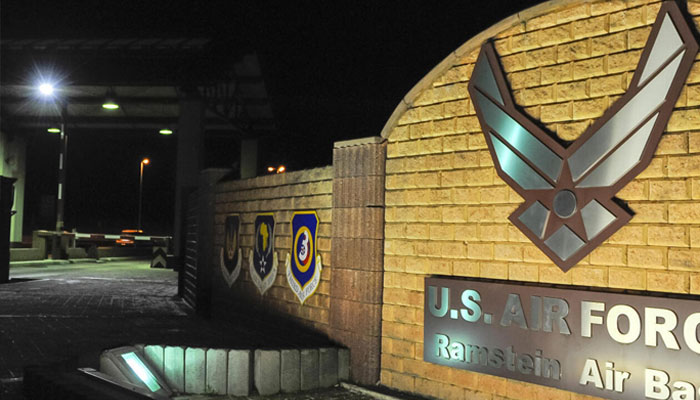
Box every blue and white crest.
[249,213,277,295]
[220,214,241,287]
[286,211,322,304]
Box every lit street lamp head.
[267,165,286,174]
[38,83,55,97]
[138,158,150,231]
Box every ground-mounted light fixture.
[95,346,171,399]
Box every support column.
[0,131,26,243]
[329,137,386,385]
[173,94,204,259]
[240,138,258,179]
[9,136,26,243]
[0,177,16,283]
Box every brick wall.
[209,140,388,385]
[212,167,333,333]
[381,0,700,399]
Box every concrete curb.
[9,259,70,268]
[280,349,300,393]
[254,349,280,395]
[134,344,349,396]
[9,257,150,268]
[227,349,250,396]
[94,256,151,263]
[340,382,404,400]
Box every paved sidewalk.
[0,261,188,380]
[0,260,362,399]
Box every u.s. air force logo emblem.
[220,214,242,287]
[468,1,698,271]
[249,213,277,295]
[286,211,322,304]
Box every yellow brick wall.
[382,0,700,398]
[214,167,333,333]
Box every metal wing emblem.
[468,1,698,271]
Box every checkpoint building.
[2,1,700,399]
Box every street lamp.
[37,82,68,233]
[266,165,287,174]
[38,83,55,96]
[37,80,68,258]
[138,158,150,231]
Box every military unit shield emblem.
[249,213,278,295]
[286,211,322,304]
[220,214,242,287]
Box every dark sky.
[2,0,542,235]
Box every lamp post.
[56,112,68,234]
[38,79,120,257]
[138,158,150,231]
[38,82,68,258]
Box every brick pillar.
[330,137,386,385]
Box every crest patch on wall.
[286,211,322,304]
[220,214,242,287]
[249,213,278,295]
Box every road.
[0,260,383,400]
[0,260,188,398]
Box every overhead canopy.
[0,37,276,137]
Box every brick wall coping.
[379,0,598,139]
[216,166,333,193]
[334,136,385,149]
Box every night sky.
[2,0,541,236]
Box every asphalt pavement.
[0,260,384,400]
